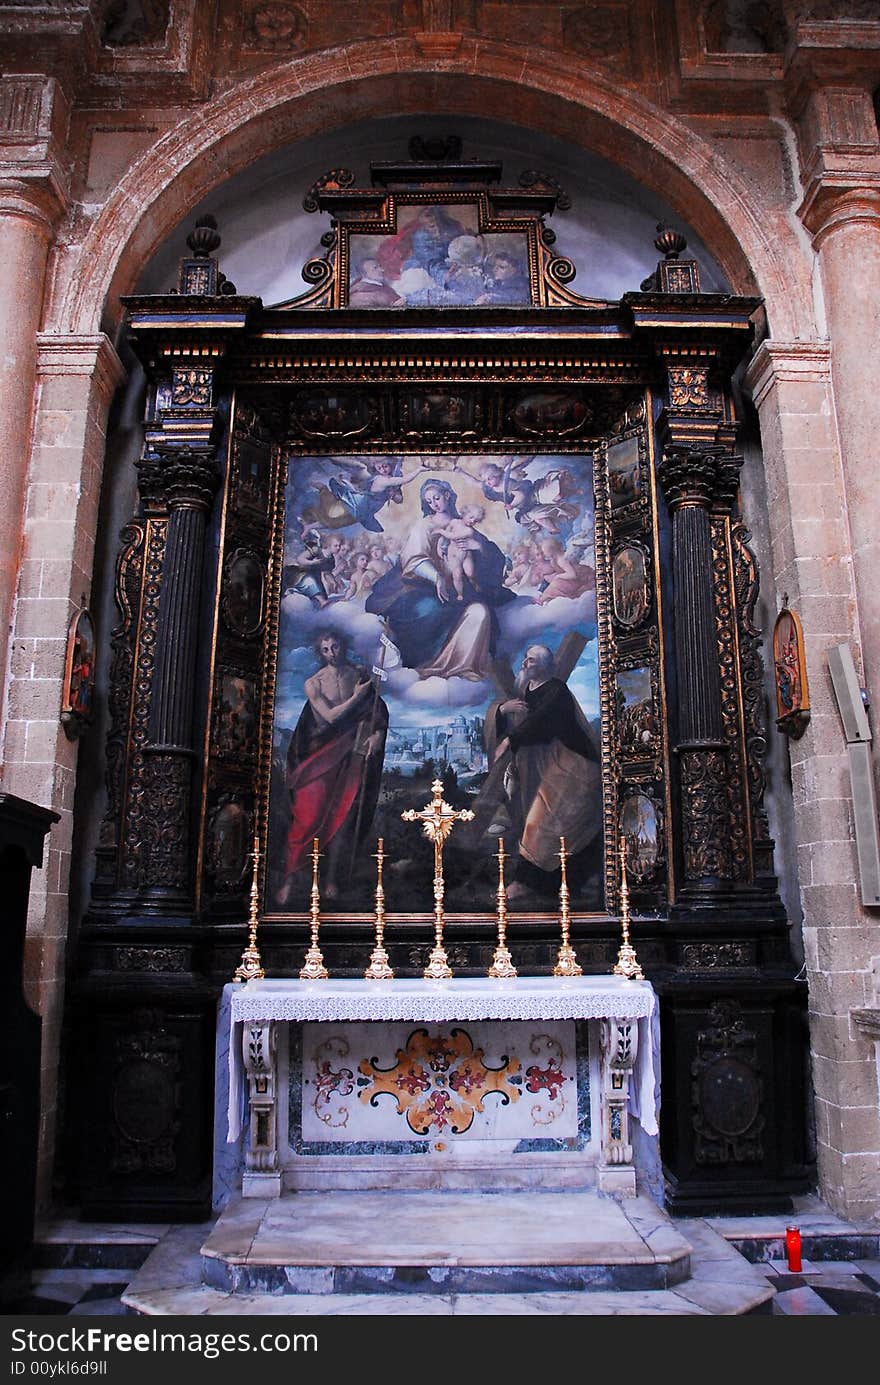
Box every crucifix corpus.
[402,779,475,980]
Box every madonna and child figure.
[268,450,605,911]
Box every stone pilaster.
[745,340,879,1224]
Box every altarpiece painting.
[265,450,604,916]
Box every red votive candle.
[785,1225,802,1272]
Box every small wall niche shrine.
[69,147,811,1222]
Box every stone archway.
[53,39,815,343]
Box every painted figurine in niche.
[491,643,602,900]
[277,631,388,904]
[61,601,96,740]
[612,545,649,626]
[300,457,422,533]
[773,605,810,737]
[366,478,513,681]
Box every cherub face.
[481,464,503,485]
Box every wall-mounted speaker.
[827,643,880,908]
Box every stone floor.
[6,1192,880,1317]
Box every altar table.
[219,975,660,1200]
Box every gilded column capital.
[657,446,742,515]
[158,445,222,513]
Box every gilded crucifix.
[402,779,475,980]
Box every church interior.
[2,0,880,1319]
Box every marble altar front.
[216,976,660,1203]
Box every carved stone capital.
[0,173,67,236]
[799,182,880,248]
[658,445,742,516]
[158,446,222,513]
[36,332,126,404]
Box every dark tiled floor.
[5,1267,138,1316]
[762,1260,880,1316]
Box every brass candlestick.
[299,837,329,980]
[613,836,644,980]
[233,829,266,982]
[553,835,583,977]
[402,779,474,980]
[488,836,517,978]
[365,837,394,981]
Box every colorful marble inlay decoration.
[359,1027,521,1135]
[297,1021,581,1146]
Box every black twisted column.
[142,446,221,911]
[658,447,736,896]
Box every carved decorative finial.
[654,224,688,261]
[186,215,222,258]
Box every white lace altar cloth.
[225,975,660,1140]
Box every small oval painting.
[224,551,265,638]
[612,545,649,627]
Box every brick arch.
[56,38,812,341]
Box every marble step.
[122,1191,776,1315]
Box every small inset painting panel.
[350,204,531,307]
